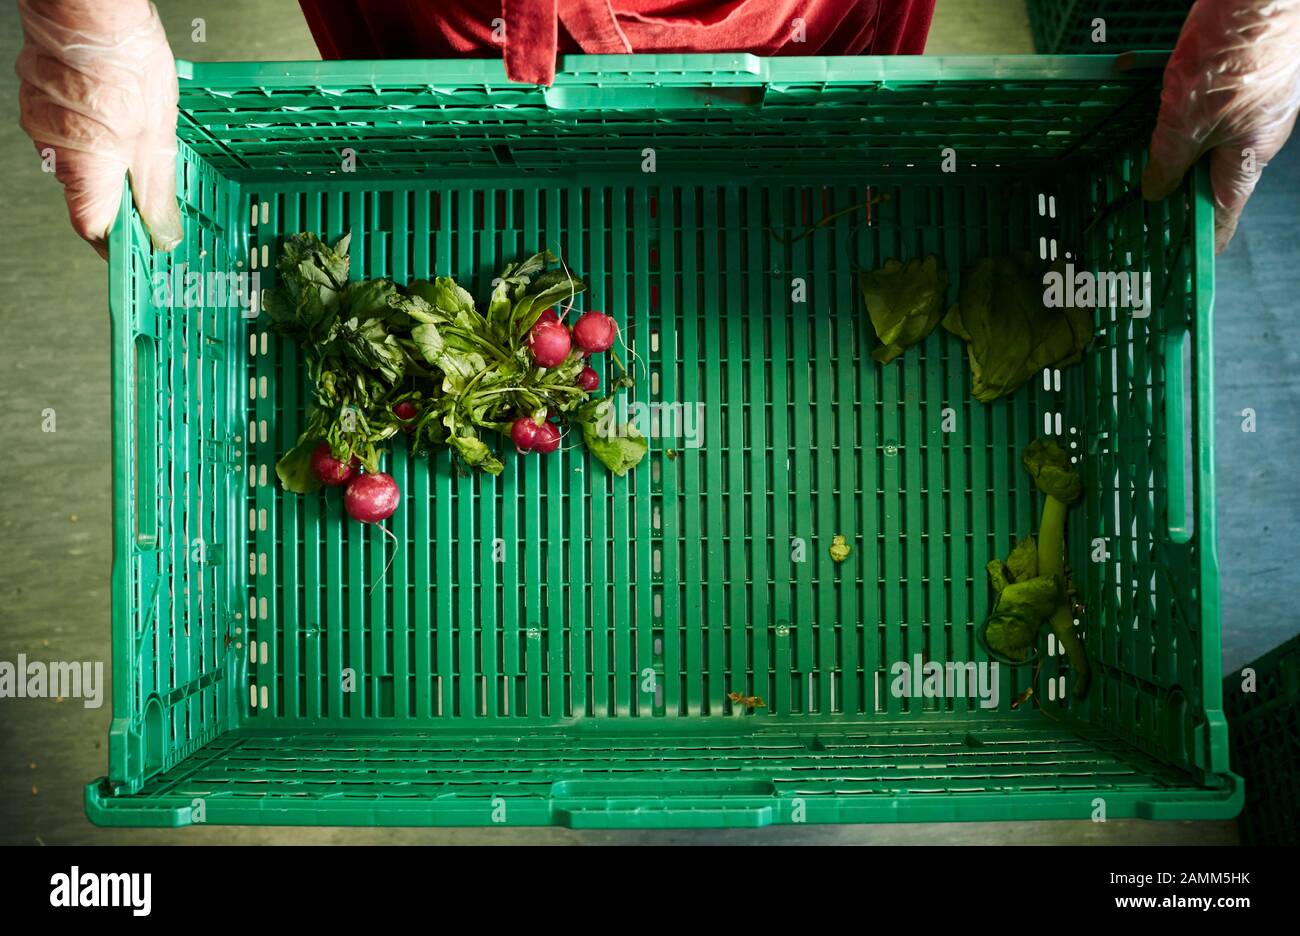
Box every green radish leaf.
[412,322,488,392]
[409,276,480,325]
[527,280,585,318]
[527,267,576,294]
[574,398,648,477]
[487,277,513,337]
[444,420,504,474]
[386,292,438,325]
[510,295,538,337]
[344,279,397,319]
[276,433,322,494]
[518,252,551,276]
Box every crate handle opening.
[133,334,159,550]
[142,694,165,776]
[551,778,776,798]
[543,84,765,111]
[551,778,778,828]
[556,804,776,829]
[1163,326,1195,545]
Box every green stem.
[1049,605,1091,699]
[1037,495,1090,698]
[1037,496,1068,580]
[443,325,510,364]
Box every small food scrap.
[829,534,851,563]
[727,691,766,711]
[665,449,677,460]
[1010,686,1035,710]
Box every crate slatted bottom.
[87,720,1234,827]
[239,179,1056,728]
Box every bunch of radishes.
[310,442,400,524]
[514,309,617,456]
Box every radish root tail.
[368,522,399,595]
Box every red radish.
[533,421,561,454]
[344,472,400,523]
[573,311,616,353]
[528,318,571,367]
[510,416,540,451]
[536,308,559,324]
[577,366,599,392]
[310,443,358,487]
[392,401,418,432]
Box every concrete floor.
[1,0,1289,846]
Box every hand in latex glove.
[15,0,182,258]
[1143,0,1300,253]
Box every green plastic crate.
[1027,0,1192,54]
[1225,635,1300,845]
[86,54,1241,828]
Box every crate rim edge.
[174,51,1172,88]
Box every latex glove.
[15,0,182,258]
[1142,0,1300,253]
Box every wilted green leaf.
[859,255,949,363]
[987,559,1011,596]
[1022,438,1082,503]
[942,254,1094,402]
[1006,536,1039,582]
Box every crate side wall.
[1064,145,1227,781]
[105,144,248,791]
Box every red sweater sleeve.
[299,1,936,81]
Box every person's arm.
[1143,0,1300,253]
[15,0,182,258]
